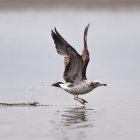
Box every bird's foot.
[74,95,88,105]
[80,99,88,105]
[82,99,88,104]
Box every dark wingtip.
[51,27,57,34]
[84,23,90,50]
[84,24,90,36]
[54,27,59,34]
[51,27,59,42]
[87,23,90,29]
[51,29,55,37]
[104,84,107,86]
[51,30,54,36]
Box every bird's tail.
[51,82,64,88]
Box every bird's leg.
[74,95,88,105]
[74,95,84,104]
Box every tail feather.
[51,82,63,88]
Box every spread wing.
[51,28,83,84]
[81,24,90,80]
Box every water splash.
[0,102,39,107]
[0,82,49,107]
[26,84,40,106]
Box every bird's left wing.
[51,28,83,84]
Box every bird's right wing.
[81,24,90,80]
[51,28,83,84]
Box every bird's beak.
[99,83,107,86]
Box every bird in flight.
[51,24,107,105]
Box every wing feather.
[51,28,83,84]
[81,24,90,80]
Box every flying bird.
[51,24,107,105]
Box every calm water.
[0,9,140,140]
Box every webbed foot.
[74,95,88,105]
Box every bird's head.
[91,81,107,88]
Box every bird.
[51,24,107,105]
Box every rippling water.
[0,8,140,140]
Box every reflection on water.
[61,106,94,128]
[50,106,102,140]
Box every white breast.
[60,81,95,95]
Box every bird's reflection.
[61,106,94,128]
[50,106,99,140]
